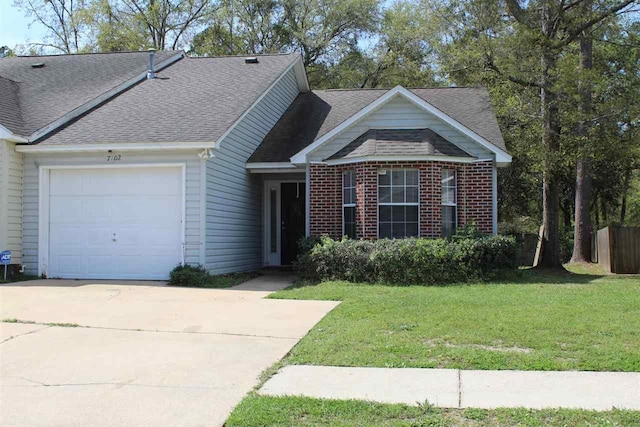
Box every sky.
[0,0,47,49]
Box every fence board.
[596,226,640,274]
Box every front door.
[264,181,306,266]
[281,182,306,266]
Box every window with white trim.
[378,169,419,239]
[441,169,457,237]
[342,170,356,238]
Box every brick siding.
[309,161,494,239]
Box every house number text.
[107,154,122,162]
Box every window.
[342,171,356,238]
[378,169,419,238]
[442,170,457,237]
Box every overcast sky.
[0,0,47,49]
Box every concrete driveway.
[0,275,339,426]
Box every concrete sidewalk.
[259,365,640,411]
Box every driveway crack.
[457,369,462,409]
[0,325,51,345]
[1,320,299,340]
[0,376,232,390]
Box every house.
[0,50,511,280]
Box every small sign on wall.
[1,250,11,281]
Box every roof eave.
[322,155,480,166]
[0,124,28,142]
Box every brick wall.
[309,160,494,239]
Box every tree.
[190,0,286,56]
[0,46,15,58]
[190,0,379,86]
[570,3,594,263]
[310,1,437,89]
[95,0,217,51]
[14,0,95,53]
[420,0,639,267]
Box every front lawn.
[227,395,640,426]
[269,267,640,371]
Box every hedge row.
[296,235,518,285]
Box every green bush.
[169,264,210,287]
[297,235,518,285]
[169,264,260,288]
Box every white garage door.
[47,167,183,280]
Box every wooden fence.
[596,226,640,274]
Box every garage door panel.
[85,256,115,277]
[111,196,181,223]
[49,170,84,196]
[55,255,86,276]
[47,167,183,280]
[49,197,85,223]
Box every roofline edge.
[214,55,305,150]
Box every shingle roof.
[248,87,506,163]
[0,50,180,137]
[37,53,299,145]
[0,76,22,134]
[327,128,473,160]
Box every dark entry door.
[280,182,306,266]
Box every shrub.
[297,235,518,285]
[169,264,260,288]
[169,264,210,287]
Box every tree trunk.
[571,158,593,262]
[538,1,563,269]
[593,193,600,229]
[570,1,594,264]
[562,198,572,229]
[620,169,632,224]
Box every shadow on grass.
[495,267,604,285]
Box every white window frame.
[342,170,357,238]
[377,169,420,239]
[441,169,457,237]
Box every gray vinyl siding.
[21,151,204,276]
[205,67,300,273]
[0,141,23,264]
[309,96,494,161]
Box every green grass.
[226,395,640,426]
[269,267,640,371]
[199,271,260,288]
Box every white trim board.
[16,141,214,153]
[324,155,482,166]
[246,162,299,170]
[0,126,28,142]
[290,85,512,165]
[37,163,187,278]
